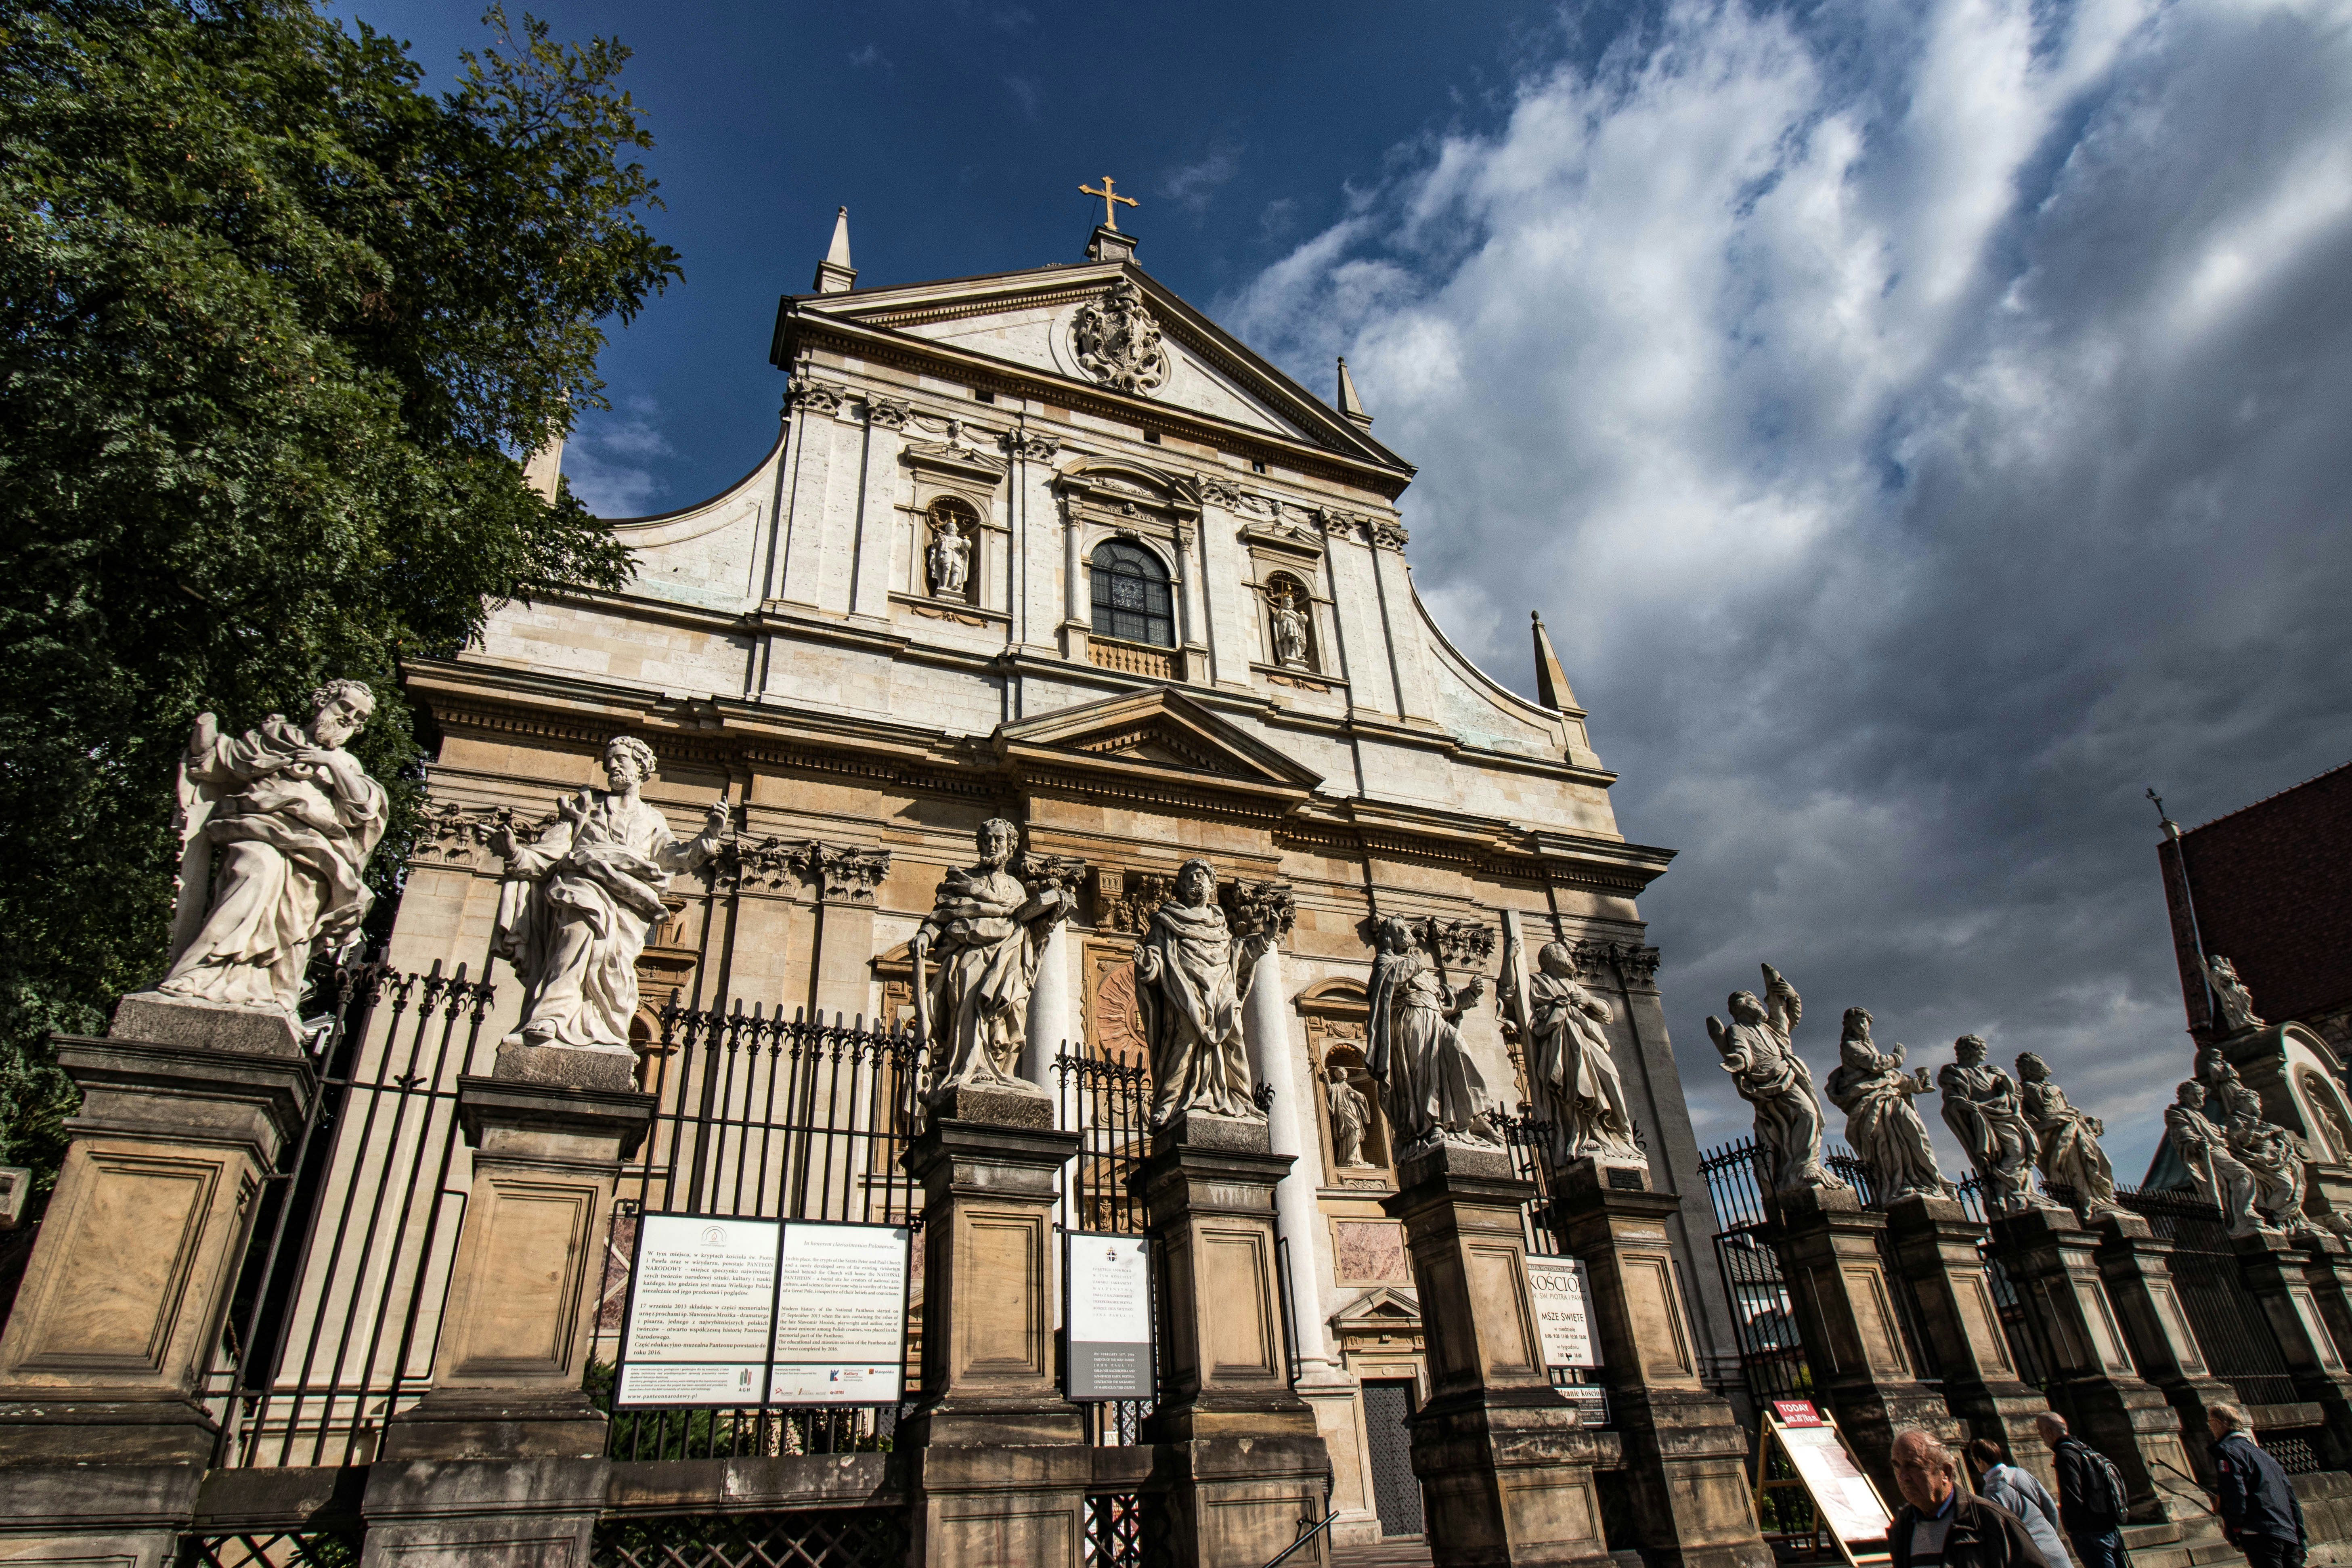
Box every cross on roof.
[1080,175,1138,231]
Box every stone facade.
[379,221,1739,1544]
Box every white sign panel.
[1781,1424,1893,1545]
[1526,1256,1599,1369]
[1067,1233,1152,1401]
[614,1215,781,1407]
[770,1221,910,1405]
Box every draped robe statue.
[1366,916,1497,1151]
[2167,1081,2264,1237]
[2205,1063,2308,1230]
[491,736,726,1054]
[157,680,387,1012]
[1939,1035,2063,1214]
[2016,1052,2123,1218]
[1132,859,1269,1126]
[1706,964,1843,1193]
[1524,941,1641,1162]
[911,819,1074,1101]
[1327,1067,1373,1167]
[2200,954,2266,1036]
[1824,1008,1951,1202]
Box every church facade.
[389,213,1738,1541]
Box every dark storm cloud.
[1226,0,2352,1180]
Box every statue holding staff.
[2166,1080,2263,1237]
[909,818,1075,1101]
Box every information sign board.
[1066,1232,1152,1400]
[769,1222,910,1406]
[1526,1256,1599,1369]
[1754,1404,1893,1568]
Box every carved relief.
[2297,1067,2352,1165]
[1094,867,1175,935]
[1071,280,1170,394]
[865,396,912,430]
[1004,430,1062,462]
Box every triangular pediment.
[994,689,1324,807]
[1330,1285,1420,1330]
[780,262,1409,476]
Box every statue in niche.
[1824,1008,1952,1203]
[2204,1062,2308,1230]
[2200,954,2266,1036]
[1268,583,1311,669]
[2298,1067,2352,1166]
[157,679,388,1012]
[2167,1080,2264,1237]
[1327,1065,1373,1168]
[1131,859,1271,1126]
[926,514,971,598]
[2016,1053,2124,1218]
[1366,916,1497,1151]
[1522,941,1641,1163]
[1706,965,1844,1193]
[910,818,1075,1101]
[491,736,727,1054]
[1939,1034,2063,1214]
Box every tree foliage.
[0,0,675,1190]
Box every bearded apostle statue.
[910,818,1075,1102]
[1516,939,1640,1163]
[2167,1080,2264,1237]
[1132,859,1272,1126]
[1939,1035,2063,1214]
[1824,1008,1951,1203]
[1366,915,1497,1152]
[156,679,388,1013]
[2016,1053,2124,1219]
[491,736,727,1055]
[1706,964,1843,1193]
[2204,1061,2308,1230]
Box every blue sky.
[355,0,2352,1181]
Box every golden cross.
[1080,175,1138,231]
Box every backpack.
[2066,1438,2129,1523]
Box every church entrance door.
[1361,1377,1426,1537]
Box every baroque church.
[391,205,1739,1541]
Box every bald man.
[1889,1430,2054,1568]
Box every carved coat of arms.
[1072,281,1171,394]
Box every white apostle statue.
[2017,1052,2124,1219]
[1327,1066,1373,1168]
[1366,915,1498,1151]
[927,516,971,597]
[1939,1034,2063,1214]
[157,679,388,1012]
[1132,859,1270,1126]
[1523,941,1641,1163]
[1707,964,1844,1193]
[490,735,727,1054]
[1824,1008,1952,1203]
[910,818,1074,1101]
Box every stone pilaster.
[1137,1111,1333,1568]
[1553,1159,1771,1568]
[1882,1195,2056,1486]
[2088,1212,2242,1481]
[1380,1139,1613,1568]
[2231,1228,2352,1470]
[1767,1186,1962,1503]
[899,1084,1092,1566]
[1988,1207,2228,1564]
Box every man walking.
[1969,1439,2073,1568]
[1889,1430,2052,1568]
[2207,1403,2307,1568]
[2038,1412,2131,1568]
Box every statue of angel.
[1939,1036,2063,1214]
[491,736,727,1055]
[1706,964,1843,1193]
[910,819,1074,1101]
[1132,859,1270,1126]
[1366,916,1497,1151]
[1824,1008,1952,1203]
[2016,1053,2124,1219]
[2199,954,2266,1036]
[155,680,388,1014]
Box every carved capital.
[415,801,529,868]
[865,397,912,430]
[1021,853,1090,895]
[1094,867,1174,935]
[817,847,891,904]
[1222,879,1297,940]
[1197,474,1245,508]
[1426,918,1495,968]
[1369,519,1410,550]
[1006,430,1061,462]
[788,378,847,415]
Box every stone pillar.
[1768,1187,1962,1502]
[2297,1231,2352,1406]
[1241,942,1334,1378]
[0,1004,315,1566]
[1137,1112,1333,1568]
[1553,1159,1771,1568]
[1988,1207,2227,1557]
[1882,1195,2057,1486]
[2233,1231,2352,1470]
[2088,1212,2241,1481]
[1380,1140,1612,1568]
[1022,919,1072,1086]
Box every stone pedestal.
[379,1052,653,1462]
[1767,1186,1962,1503]
[2231,1229,2352,1470]
[1379,1139,1613,1568]
[1136,1111,1332,1568]
[899,1083,1092,1566]
[1989,1207,2228,1564]
[1883,1195,2056,1486]
[2088,1212,2243,1482]
[1553,1159,1771,1568]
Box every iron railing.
[2113,1187,2298,1410]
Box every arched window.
[1090,540,1174,648]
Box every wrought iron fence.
[590,1509,908,1568]
[178,1532,360,1568]
[1943,1176,2046,1389]
[2113,1188,2298,1409]
[1498,1112,1615,1413]
[1056,1042,1155,1448]
[590,998,928,1462]
[1697,1137,1815,1406]
[202,958,495,1468]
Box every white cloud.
[565,398,674,519]
[1226,0,2352,1182]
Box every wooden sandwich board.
[1753,1400,1895,1568]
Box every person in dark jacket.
[2206,1402,2307,1568]
[1890,1430,2054,1568]
[2036,1411,2130,1568]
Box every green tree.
[0,0,675,1194]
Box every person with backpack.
[1969,1439,2074,1568]
[2035,1412,2132,1568]
[2206,1402,2307,1568]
